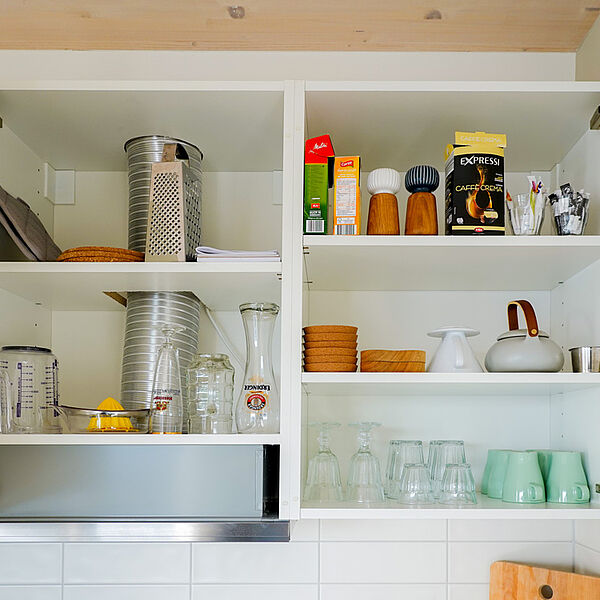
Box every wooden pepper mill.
[366,168,402,235]
[405,165,439,235]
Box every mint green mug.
[546,451,590,504]
[502,451,545,504]
[527,449,553,481]
[487,450,511,499]
[481,449,510,495]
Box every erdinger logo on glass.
[339,159,354,168]
[244,383,270,411]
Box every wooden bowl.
[360,361,425,373]
[361,349,426,363]
[304,333,357,342]
[303,325,358,335]
[304,363,358,372]
[304,341,358,349]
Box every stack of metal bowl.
[120,292,201,432]
[124,135,203,253]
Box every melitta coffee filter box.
[304,135,335,234]
[445,131,507,235]
[333,156,361,235]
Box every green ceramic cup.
[546,451,590,504]
[481,449,510,495]
[502,451,545,504]
[487,450,512,499]
[527,449,553,482]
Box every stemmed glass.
[303,422,344,503]
[346,422,385,504]
[151,324,184,434]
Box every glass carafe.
[235,302,279,434]
[187,353,234,434]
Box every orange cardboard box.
[333,156,361,235]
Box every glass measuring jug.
[0,346,59,433]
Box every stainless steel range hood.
[0,443,287,541]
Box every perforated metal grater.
[145,143,202,261]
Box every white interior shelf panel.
[304,82,600,172]
[0,434,281,445]
[301,496,600,520]
[0,86,284,172]
[0,262,281,311]
[302,373,600,396]
[303,236,600,292]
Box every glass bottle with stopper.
[405,165,439,235]
[366,168,402,235]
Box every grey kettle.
[485,300,564,373]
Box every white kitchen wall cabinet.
[0,78,600,527]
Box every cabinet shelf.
[302,372,600,396]
[301,495,600,520]
[0,261,281,310]
[0,434,281,445]
[303,235,600,292]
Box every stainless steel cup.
[569,346,600,373]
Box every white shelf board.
[304,236,600,292]
[0,86,283,172]
[302,372,600,396]
[0,261,281,311]
[0,434,281,445]
[304,82,600,172]
[301,495,600,519]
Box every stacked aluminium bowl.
[121,136,203,431]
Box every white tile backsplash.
[448,541,573,583]
[192,584,319,600]
[320,519,446,541]
[320,541,446,584]
[575,544,600,577]
[0,587,61,600]
[447,584,490,600]
[575,520,600,552]
[320,583,446,600]
[192,542,318,584]
[0,520,581,595]
[449,519,572,542]
[63,543,191,584]
[0,544,61,584]
[63,585,190,600]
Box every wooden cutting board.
[490,561,600,599]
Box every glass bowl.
[56,405,151,433]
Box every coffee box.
[445,131,507,235]
[333,156,361,235]
[304,135,334,234]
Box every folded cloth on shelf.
[195,246,280,262]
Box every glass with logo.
[235,302,279,434]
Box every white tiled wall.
[0,519,578,600]
[575,520,600,576]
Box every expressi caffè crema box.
[445,131,507,235]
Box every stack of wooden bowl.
[57,246,144,262]
[360,349,426,372]
[303,325,358,372]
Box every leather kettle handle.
[507,300,539,338]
